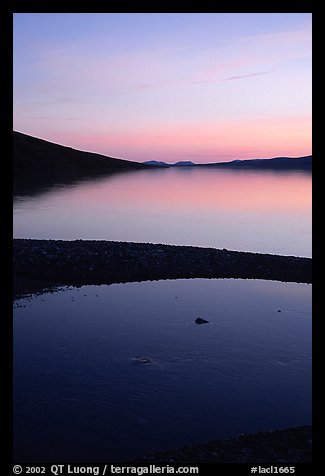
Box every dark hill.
[204,155,312,169]
[143,156,312,169]
[13,131,147,190]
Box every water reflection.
[13,168,312,257]
[14,278,312,463]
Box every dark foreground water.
[13,278,312,463]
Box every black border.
[5,5,315,474]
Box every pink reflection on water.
[14,168,312,256]
[65,168,311,214]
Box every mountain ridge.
[14,130,312,193]
[13,131,148,187]
[144,155,312,169]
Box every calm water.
[14,278,312,463]
[13,168,312,257]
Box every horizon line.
[13,129,312,165]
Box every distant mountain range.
[13,131,148,191]
[143,160,197,167]
[144,160,170,168]
[144,156,312,169]
[13,130,312,193]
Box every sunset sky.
[13,13,312,163]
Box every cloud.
[188,27,311,86]
[190,70,270,84]
[224,71,270,81]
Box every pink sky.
[13,13,312,163]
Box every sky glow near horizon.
[13,13,312,163]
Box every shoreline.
[127,425,312,464]
[13,239,312,299]
[13,239,312,463]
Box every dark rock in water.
[277,309,282,312]
[133,355,152,364]
[195,317,209,324]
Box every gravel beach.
[13,239,312,299]
[13,239,312,464]
[128,425,312,464]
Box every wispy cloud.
[190,70,270,84]
[224,71,270,81]
[188,27,311,86]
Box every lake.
[13,167,312,257]
[13,278,312,463]
[13,167,312,462]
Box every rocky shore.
[13,239,313,463]
[128,425,312,464]
[13,239,312,298]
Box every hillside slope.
[13,131,147,188]
[204,155,312,169]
